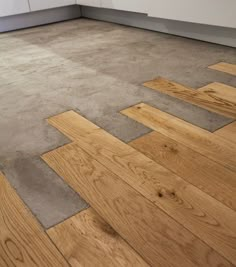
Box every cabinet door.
[77,0,101,7]
[29,0,76,11]
[148,0,236,28]
[101,0,149,13]
[0,0,30,17]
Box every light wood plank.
[46,111,236,265]
[143,77,236,118]
[129,131,236,211]
[47,110,100,140]
[215,122,236,144]
[0,171,69,267]
[47,208,149,267]
[42,143,233,267]
[198,82,236,104]
[209,62,236,76]
[121,103,236,172]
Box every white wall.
[77,0,100,7]
[30,0,76,12]
[0,0,30,17]
[101,0,150,13]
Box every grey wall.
[81,6,236,48]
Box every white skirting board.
[0,5,81,33]
[81,6,236,48]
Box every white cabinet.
[100,0,236,28]
[0,0,30,17]
[29,0,76,11]
[101,0,149,13]
[148,0,236,28]
[77,0,101,7]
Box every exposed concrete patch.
[94,112,152,142]
[3,154,88,229]
[144,92,234,132]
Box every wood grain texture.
[42,143,233,267]
[0,171,69,267]
[46,111,236,265]
[215,122,236,144]
[47,110,100,140]
[209,62,236,76]
[129,131,236,211]
[198,82,236,104]
[47,208,149,267]
[121,103,236,172]
[143,77,236,118]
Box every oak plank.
[215,122,236,144]
[47,110,100,140]
[42,143,232,267]
[143,77,236,118]
[198,82,236,104]
[208,62,236,76]
[129,131,236,211]
[46,111,236,265]
[0,171,69,267]
[53,129,236,265]
[121,103,236,172]
[47,208,149,267]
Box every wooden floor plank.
[0,171,69,267]
[46,111,236,265]
[198,82,236,104]
[143,77,236,118]
[208,62,236,76]
[42,143,233,267]
[47,110,100,140]
[121,103,236,172]
[129,131,236,211]
[215,122,236,144]
[47,208,149,267]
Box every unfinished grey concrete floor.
[0,18,235,228]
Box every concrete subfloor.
[0,18,235,228]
